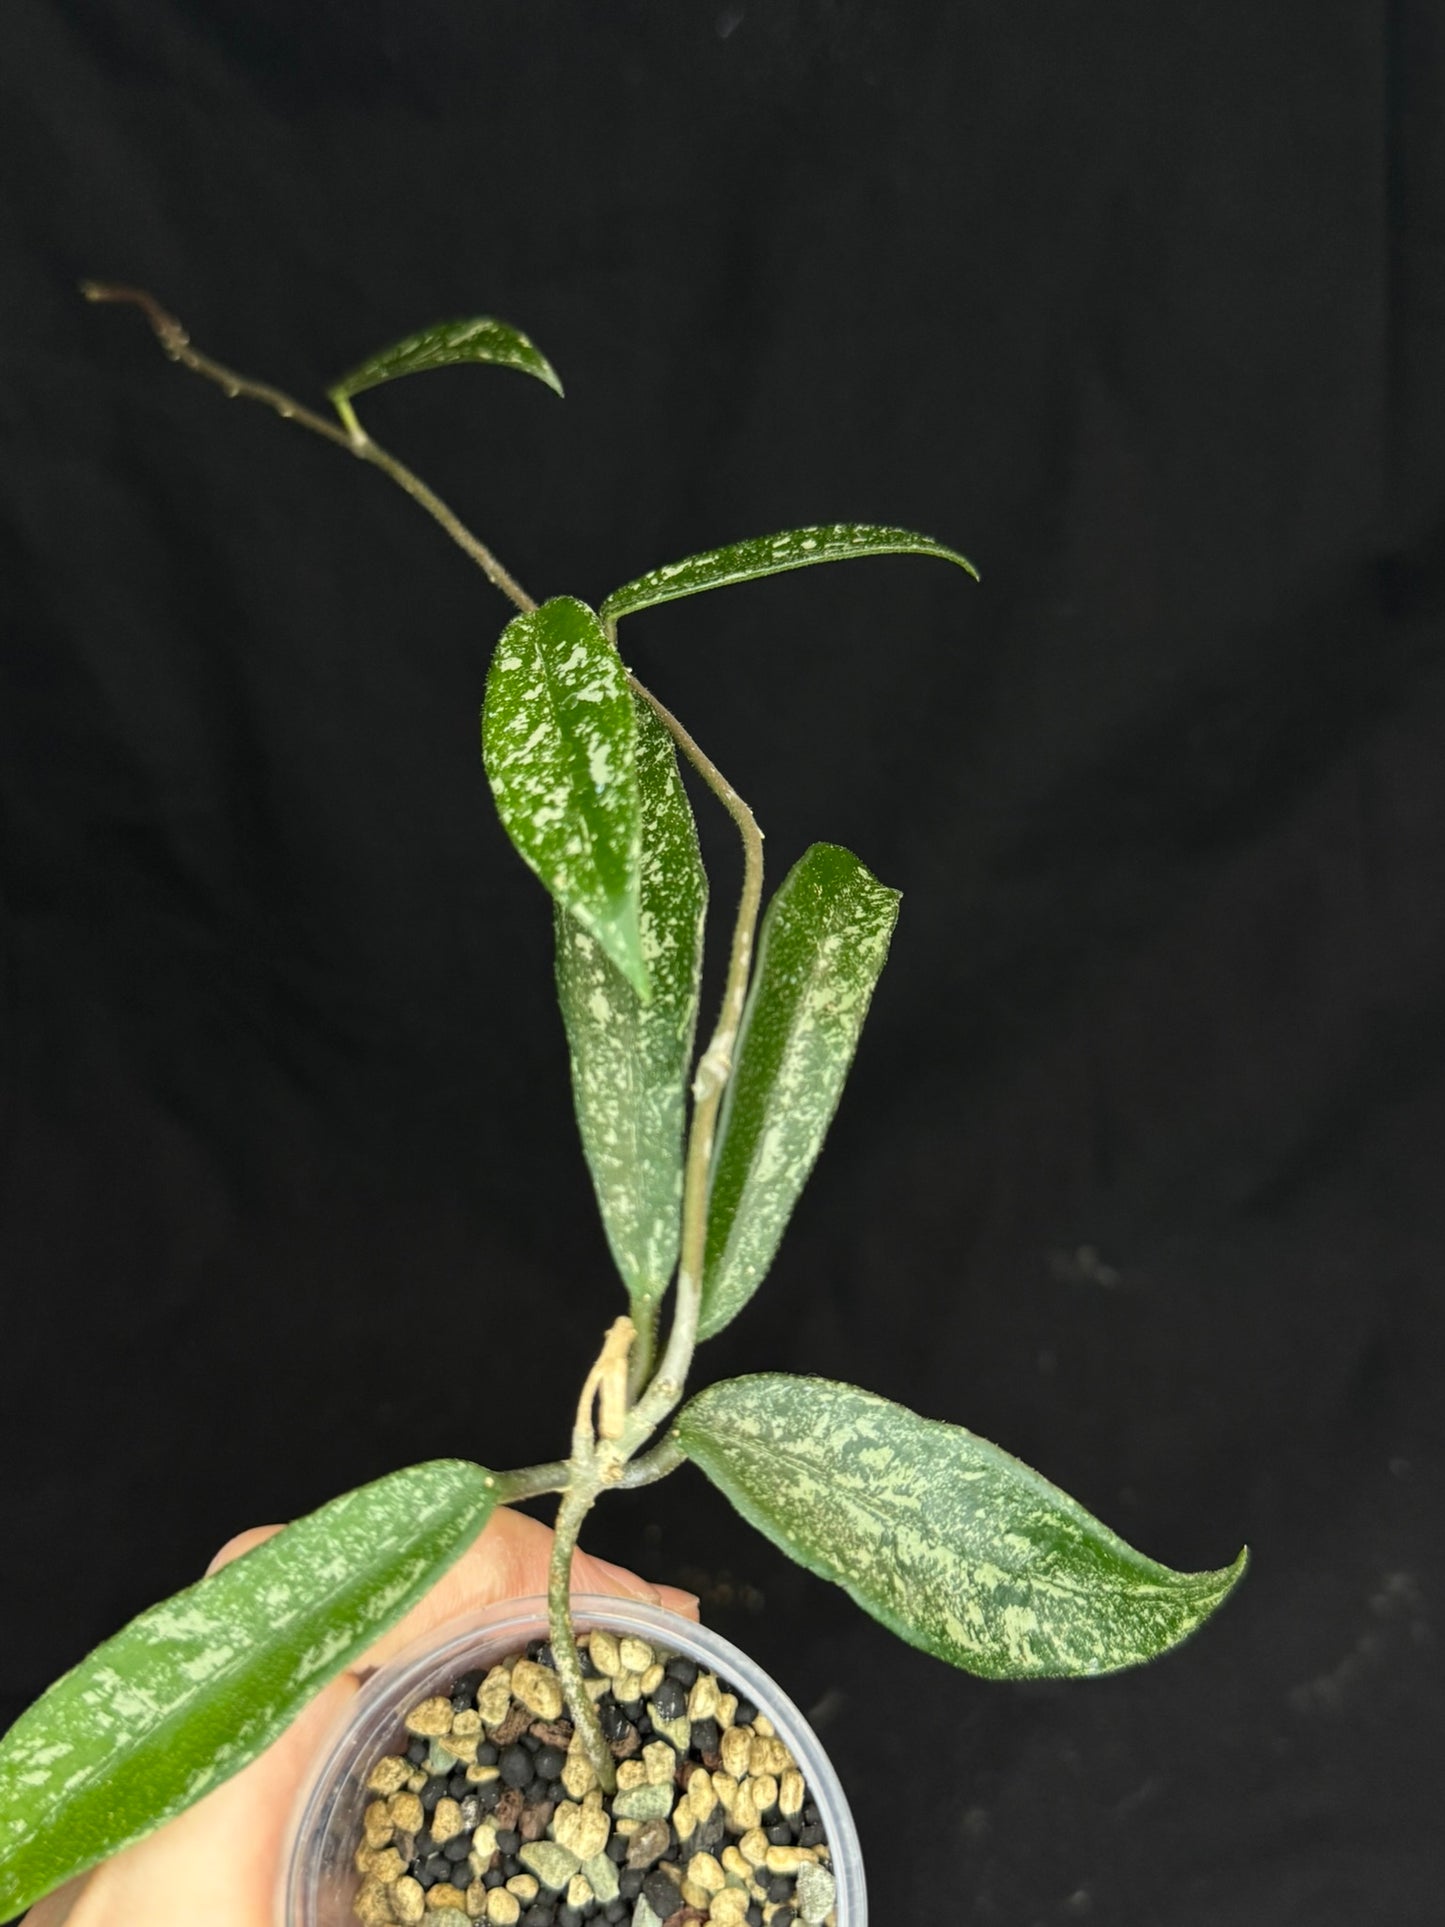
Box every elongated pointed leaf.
[600,523,978,624]
[330,316,563,422]
[677,1376,1246,1679]
[555,693,707,1320]
[699,844,899,1340]
[483,596,649,999]
[0,1460,498,1919]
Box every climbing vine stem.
[82,282,765,1766]
[79,283,537,614]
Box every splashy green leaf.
[555,694,707,1322]
[700,844,899,1340]
[678,1375,1246,1679]
[483,596,649,999]
[601,523,977,624]
[0,1461,498,1919]
[330,315,562,432]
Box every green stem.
[547,1472,616,1793]
[615,1433,686,1488]
[489,1461,570,1504]
[80,283,538,616]
[624,678,765,1437]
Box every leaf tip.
[1220,1543,1250,1592]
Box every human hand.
[24,1508,700,1927]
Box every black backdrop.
[2,4,1443,1922]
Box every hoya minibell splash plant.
[0,287,1246,1923]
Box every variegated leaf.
[482,596,649,999]
[555,693,707,1322]
[600,523,977,624]
[677,1376,1247,1679]
[0,1461,498,1919]
[699,844,899,1340]
[329,315,562,432]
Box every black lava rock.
[597,1701,629,1743]
[649,1676,687,1722]
[642,1870,679,1917]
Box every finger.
[22,1870,90,1924]
[205,1524,283,1575]
[205,1508,698,1674]
[572,1549,700,1621]
[354,1507,699,1669]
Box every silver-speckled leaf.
[329,316,563,422]
[699,844,899,1341]
[0,1461,498,1919]
[677,1376,1247,1679]
[599,523,978,624]
[483,597,649,1000]
[555,694,706,1320]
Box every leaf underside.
[0,1461,498,1920]
[677,1375,1246,1680]
[600,522,978,624]
[330,315,563,411]
[555,692,707,1318]
[699,843,900,1342]
[483,596,649,999]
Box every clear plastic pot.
[279,1592,866,1927]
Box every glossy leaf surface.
[0,1461,498,1919]
[555,694,707,1319]
[600,523,977,624]
[678,1376,1247,1679]
[329,315,563,418]
[699,844,899,1340]
[483,597,649,999]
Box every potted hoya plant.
[0,287,1247,1927]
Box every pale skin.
[24,1510,699,1927]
